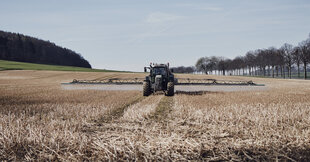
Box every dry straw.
[0,70,310,161]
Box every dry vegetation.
[1,70,310,161]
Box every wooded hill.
[0,30,91,68]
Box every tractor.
[143,63,175,96]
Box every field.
[1,70,310,161]
[0,60,121,72]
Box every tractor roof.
[153,64,168,68]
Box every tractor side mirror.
[144,67,147,72]
[171,69,174,73]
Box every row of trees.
[0,30,91,68]
[170,66,195,73]
[195,34,310,79]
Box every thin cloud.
[146,12,184,24]
[176,3,223,12]
[201,7,223,11]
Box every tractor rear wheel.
[143,81,151,96]
[166,82,174,96]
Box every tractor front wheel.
[143,81,151,96]
[166,82,174,96]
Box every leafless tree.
[281,43,294,79]
[195,57,208,74]
[195,33,310,79]
[255,49,268,76]
[273,48,285,77]
[196,57,218,74]
[278,48,287,78]
[266,47,279,78]
[299,40,310,79]
[231,56,245,75]
[210,56,219,75]
[217,57,229,75]
[245,51,256,76]
[171,66,195,73]
[293,46,302,78]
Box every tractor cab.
[149,65,169,83]
[152,67,167,76]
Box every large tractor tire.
[143,81,151,96]
[166,82,174,96]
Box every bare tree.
[245,51,256,76]
[171,66,195,73]
[299,41,309,79]
[299,40,310,79]
[195,56,218,74]
[240,56,247,75]
[195,33,310,79]
[256,49,268,76]
[274,48,285,77]
[195,57,208,74]
[267,47,279,78]
[293,46,302,78]
[278,48,287,78]
[210,56,219,75]
[281,43,294,79]
[217,57,229,75]
[232,56,245,75]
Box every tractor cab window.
[153,67,166,75]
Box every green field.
[0,60,123,72]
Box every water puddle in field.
[61,84,268,92]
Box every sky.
[1,0,310,72]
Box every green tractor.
[143,63,175,96]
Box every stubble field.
[1,70,310,161]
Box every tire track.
[122,95,163,122]
[84,95,174,134]
[100,95,146,122]
[149,96,174,121]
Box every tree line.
[0,30,91,68]
[195,34,310,79]
[170,66,195,73]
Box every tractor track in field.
[148,96,174,122]
[99,95,146,123]
[83,94,175,134]
[82,94,147,134]
[98,94,175,123]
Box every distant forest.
[0,30,91,68]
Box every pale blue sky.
[1,0,310,71]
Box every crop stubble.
[0,70,310,161]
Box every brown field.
[1,70,310,161]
